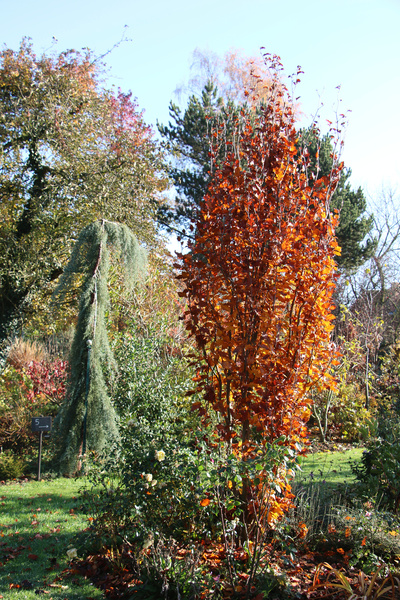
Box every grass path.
[0,477,105,600]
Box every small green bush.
[0,450,25,480]
[332,386,373,442]
[352,413,400,511]
[331,503,400,572]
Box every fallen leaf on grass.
[28,553,39,560]
[10,579,33,589]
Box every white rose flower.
[155,450,165,462]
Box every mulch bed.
[61,543,397,599]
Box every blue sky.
[1,0,399,197]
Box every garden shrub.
[79,325,201,544]
[282,482,400,574]
[331,382,373,442]
[109,326,205,540]
[352,412,400,511]
[330,503,400,572]
[0,346,67,455]
[81,432,295,597]
[80,324,298,598]
[0,450,25,480]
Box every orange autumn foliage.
[177,55,341,510]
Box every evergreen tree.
[298,128,376,272]
[157,81,240,232]
[52,220,147,475]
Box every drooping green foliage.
[53,220,147,475]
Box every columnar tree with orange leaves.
[177,57,341,513]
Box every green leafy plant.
[79,320,201,548]
[330,504,400,572]
[352,414,400,511]
[79,452,131,557]
[0,450,25,480]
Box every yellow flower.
[145,473,153,482]
[155,450,165,462]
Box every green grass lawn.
[292,446,366,520]
[0,477,105,600]
[297,446,365,487]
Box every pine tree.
[52,220,147,475]
[157,81,240,232]
[298,128,376,272]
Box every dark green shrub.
[352,413,400,511]
[0,450,25,480]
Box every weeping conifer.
[52,220,147,475]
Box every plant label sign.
[31,417,52,432]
